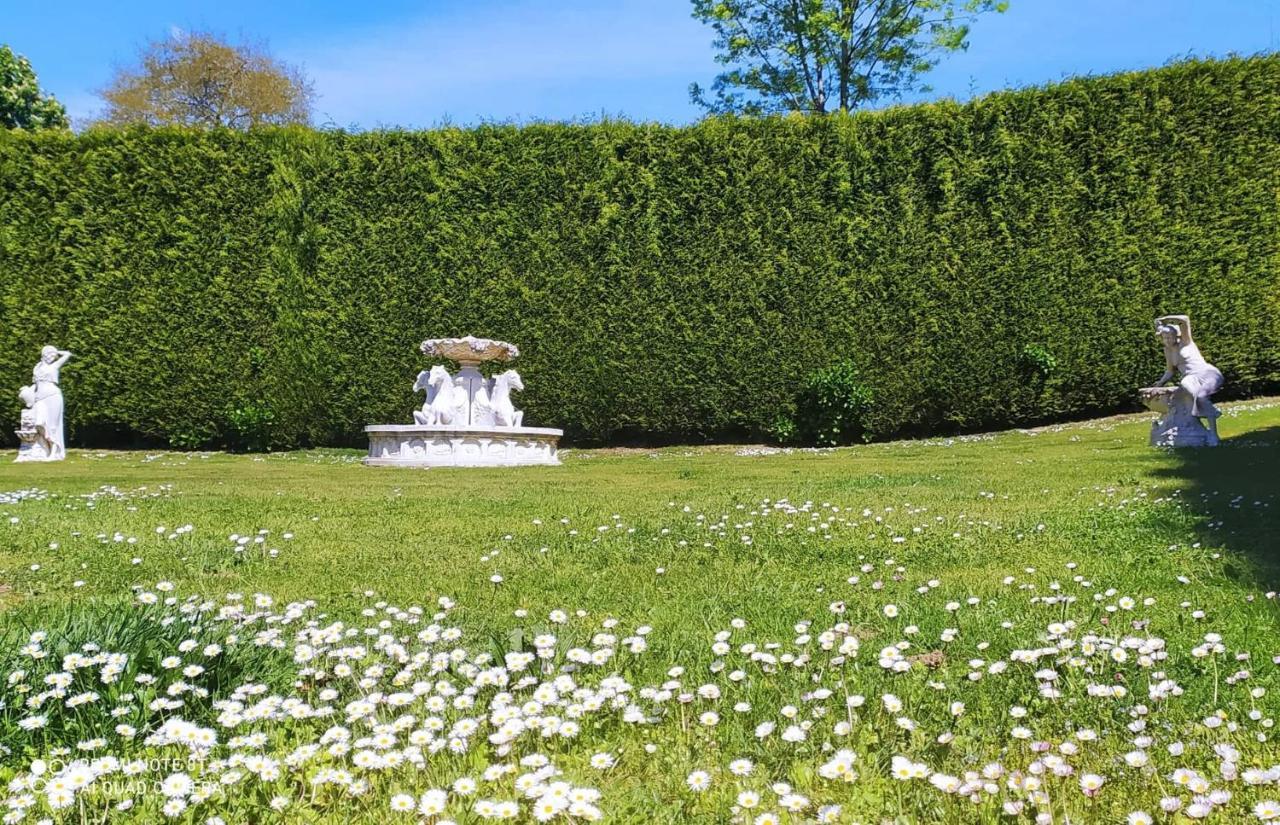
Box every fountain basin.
[420,336,518,364]
[364,424,562,467]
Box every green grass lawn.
[0,400,1277,824]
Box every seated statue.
[1139,314,1223,447]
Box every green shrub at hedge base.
[782,361,875,447]
[1,56,1278,449]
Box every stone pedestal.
[14,426,50,462]
[365,425,562,467]
[453,362,487,425]
[1140,386,1219,448]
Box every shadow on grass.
[1151,425,1280,584]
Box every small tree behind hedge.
[0,45,69,131]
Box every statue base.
[364,425,562,467]
[1148,417,1218,448]
[1139,387,1219,448]
[14,428,57,462]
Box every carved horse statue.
[412,365,467,425]
[486,369,524,427]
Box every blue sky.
[6,0,1280,128]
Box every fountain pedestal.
[451,362,488,425]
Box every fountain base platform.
[364,425,562,467]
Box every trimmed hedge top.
[2,55,1278,448]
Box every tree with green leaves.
[97,31,313,129]
[689,0,1007,115]
[0,45,70,131]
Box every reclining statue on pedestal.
[1139,314,1223,447]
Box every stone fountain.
[364,336,562,467]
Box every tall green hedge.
[2,56,1278,448]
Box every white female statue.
[1143,315,1222,446]
[29,345,72,460]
